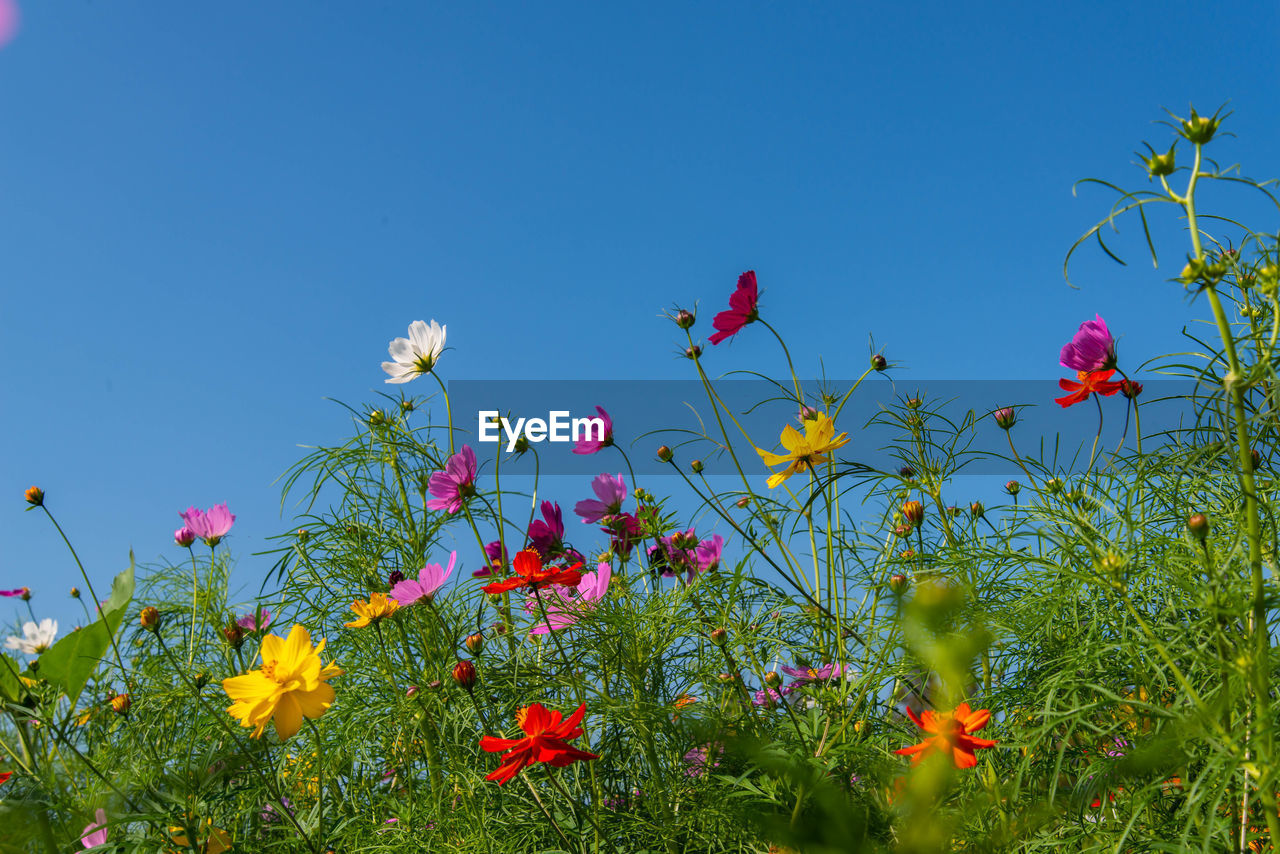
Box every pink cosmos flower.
[752,686,794,706]
[179,504,236,546]
[0,587,26,598]
[81,808,108,848]
[473,540,508,578]
[694,534,724,576]
[530,562,611,635]
[426,446,477,514]
[390,552,458,605]
[571,406,614,455]
[236,608,272,631]
[574,473,627,523]
[1059,314,1117,373]
[174,526,197,547]
[708,270,760,345]
[781,663,850,686]
[652,529,725,581]
[683,744,722,778]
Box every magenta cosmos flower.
[473,540,508,578]
[390,552,457,605]
[236,608,272,631]
[180,504,236,546]
[426,445,477,514]
[0,587,27,598]
[1059,315,1117,373]
[600,511,642,556]
[174,526,197,547]
[574,473,627,523]
[572,406,614,455]
[526,501,583,564]
[708,270,760,345]
[530,562,611,635]
[781,662,850,686]
[81,808,108,848]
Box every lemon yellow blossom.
[344,591,400,628]
[222,624,342,740]
[755,412,850,488]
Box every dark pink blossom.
[236,608,272,632]
[571,406,613,455]
[601,512,642,557]
[0,588,27,598]
[1059,314,1117,372]
[574,473,627,523]
[708,271,760,345]
[527,502,583,564]
[473,540,508,578]
[426,446,477,514]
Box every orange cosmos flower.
[894,703,997,769]
[1055,369,1123,408]
[344,592,400,628]
[479,702,600,784]
[480,549,583,595]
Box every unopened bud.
[901,501,924,526]
[139,606,160,632]
[387,569,406,586]
[735,496,750,508]
[193,672,209,690]
[296,528,310,542]
[70,587,80,599]
[1187,513,1209,540]
[657,445,673,463]
[906,398,922,409]
[427,680,443,691]
[174,526,197,548]
[1179,109,1220,145]
[946,505,962,518]
[222,623,245,649]
[1044,478,1063,495]
[690,459,704,474]
[892,523,913,538]
[1143,145,1176,178]
[764,670,781,687]
[871,354,887,371]
[400,399,415,413]
[993,407,1017,430]
[898,466,915,479]
[110,693,131,715]
[451,660,477,690]
[465,633,484,655]
[24,486,44,506]
[406,685,419,698]
[1251,449,1262,471]
[675,308,696,329]
[717,672,734,683]
[970,501,984,519]
[684,344,702,360]
[1005,480,1021,496]
[889,573,908,594]
[710,628,727,646]
[367,409,387,427]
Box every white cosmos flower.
[382,319,446,384]
[5,618,57,655]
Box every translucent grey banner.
[446,379,1204,476]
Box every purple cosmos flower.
[574,473,627,523]
[530,562,611,635]
[426,445,477,514]
[1059,314,1117,373]
[683,744,722,778]
[236,608,272,632]
[174,526,196,547]
[473,540,507,578]
[390,552,457,605]
[694,534,724,576]
[571,406,614,455]
[180,504,236,546]
[0,587,26,598]
[780,663,850,687]
[752,686,794,707]
[81,808,108,849]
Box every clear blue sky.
[3,2,1278,633]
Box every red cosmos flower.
[708,271,760,345]
[0,771,10,786]
[480,549,583,595]
[1120,379,1143,399]
[1055,370,1124,408]
[894,703,997,769]
[479,702,600,784]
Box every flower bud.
[898,466,915,479]
[946,505,962,518]
[690,459,704,474]
[892,523,912,539]
[451,660,477,690]
[901,500,924,526]
[1179,109,1220,145]
[710,628,727,646]
[174,526,197,548]
[656,445,673,463]
[427,679,443,691]
[139,606,160,632]
[110,693,131,715]
[1044,478,1063,495]
[871,354,887,371]
[1142,145,1176,178]
[222,623,245,649]
[18,587,30,602]
[684,344,702,360]
[1120,380,1143,399]
[194,672,209,689]
[406,685,419,698]
[387,570,406,586]
[70,587,80,599]
[717,672,734,683]
[1180,257,1207,284]
[512,434,530,454]
[889,573,908,594]
[970,501,984,519]
[24,486,43,507]
[1251,448,1262,471]
[675,308,696,329]
[296,528,310,543]
[1187,512,1209,540]
[1005,480,1021,496]
[368,409,387,427]
[798,405,818,422]
[764,670,781,687]
[898,549,915,558]
[400,399,415,413]
[465,633,484,655]
[735,496,750,508]
[993,407,1017,430]
[906,398,922,409]
[490,621,508,636]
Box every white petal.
[407,320,432,353]
[430,322,446,359]
[4,636,19,650]
[387,336,416,363]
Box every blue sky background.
[3,1,1278,634]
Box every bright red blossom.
[0,771,10,786]
[894,703,997,769]
[479,702,600,784]
[708,270,760,345]
[481,549,583,595]
[1055,370,1124,408]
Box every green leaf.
[0,653,21,702]
[35,554,135,706]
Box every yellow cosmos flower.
[345,591,400,628]
[755,412,850,488]
[222,624,342,741]
[168,821,231,854]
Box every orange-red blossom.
[481,549,583,594]
[894,703,997,769]
[1055,369,1123,408]
[479,702,600,784]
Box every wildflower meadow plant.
[6,104,1280,854]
